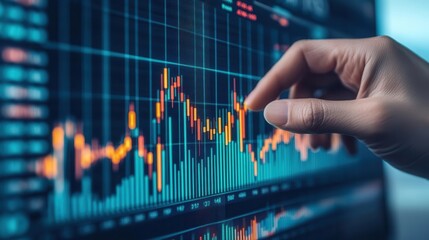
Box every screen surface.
[0,0,388,239]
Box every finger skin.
[247,36,429,179]
[245,38,367,111]
[263,98,372,138]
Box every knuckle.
[371,36,397,55]
[301,99,325,132]
[377,35,395,45]
[292,39,307,48]
[290,39,310,52]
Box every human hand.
[245,36,429,179]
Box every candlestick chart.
[0,0,387,239]
[36,67,353,223]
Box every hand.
[245,36,429,179]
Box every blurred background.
[377,1,429,239]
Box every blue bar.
[144,175,149,205]
[180,161,184,201]
[197,162,201,198]
[162,150,166,202]
[153,172,157,204]
[173,164,177,201]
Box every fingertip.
[245,73,285,111]
[263,101,289,127]
[243,96,255,111]
[244,94,264,111]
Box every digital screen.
[0,0,388,239]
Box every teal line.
[148,0,153,144]
[173,164,177,201]
[207,156,210,196]
[168,117,173,200]
[153,172,157,204]
[130,177,134,208]
[180,161,184,201]
[55,90,232,109]
[218,133,222,194]
[134,152,138,207]
[182,102,188,198]
[202,2,207,178]
[140,152,143,207]
[58,0,70,118]
[239,18,242,85]
[177,169,181,201]
[203,161,206,197]
[134,0,139,117]
[210,148,214,195]
[43,42,261,81]
[162,150,166,202]
[193,0,198,188]
[177,80,182,199]
[164,0,167,64]
[247,20,253,84]
[183,154,187,200]
[190,157,193,200]
[197,162,201,198]
[102,0,110,142]
[125,0,130,123]
[102,0,111,198]
[186,152,190,199]
[227,14,232,106]
[177,0,181,75]
[214,8,218,117]
[144,176,149,205]
[82,0,92,140]
[94,3,269,57]
[202,3,206,113]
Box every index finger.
[244,38,363,111]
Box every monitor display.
[0,0,388,239]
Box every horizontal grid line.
[50,90,234,107]
[44,41,261,81]
[89,2,271,58]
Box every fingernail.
[264,101,288,126]
[244,93,254,108]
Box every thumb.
[263,98,369,138]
